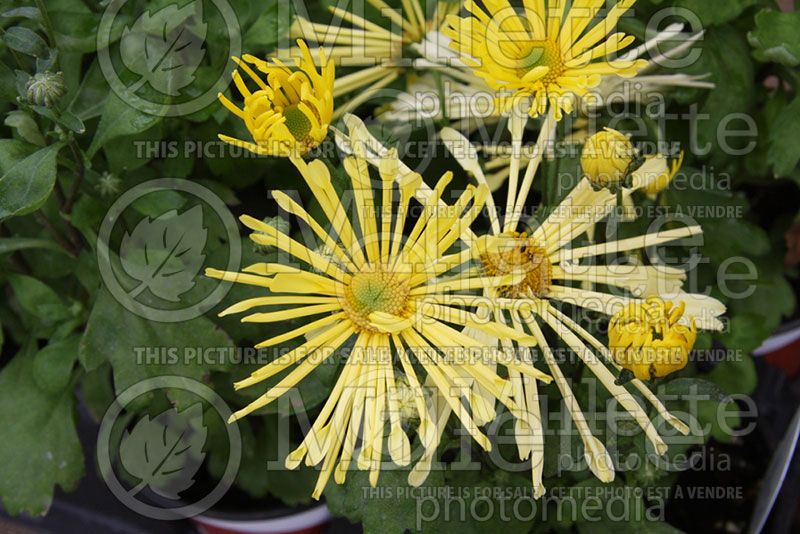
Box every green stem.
[63,139,85,214]
[34,212,77,257]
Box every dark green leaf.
[768,94,800,177]
[79,289,233,407]
[33,335,81,393]
[8,273,71,325]
[2,7,41,20]
[87,92,163,158]
[0,343,84,516]
[2,26,49,58]
[0,143,63,220]
[748,9,800,66]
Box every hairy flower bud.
[26,71,65,108]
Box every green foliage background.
[0,0,797,531]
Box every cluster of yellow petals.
[444,0,648,119]
[609,297,698,381]
[218,40,334,157]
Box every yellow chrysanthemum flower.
[609,298,697,381]
[217,40,334,157]
[285,0,461,116]
[206,119,551,498]
[444,0,648,119]
[580,128,636,188]
[441,123,725,496]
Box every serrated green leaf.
[768,94,800,177]
[79,289,233,407]
[707,353,757,396]
[0,343,84,516]
[748,9,800,66]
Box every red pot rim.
[192,503,332,534]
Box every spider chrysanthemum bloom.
[284,0,461,116]
[217,40,334,157]
[206,124,551,498]
[442,125,725,496]
[443,0,648,119]
[609,298,697,381]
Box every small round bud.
[95,171,122,198]
[252,216,290,255]
[580,128,635,188]
[26,71,66,108]
[392,374,420,424]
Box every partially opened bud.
[581,128,635,188]
[608,298,697,381]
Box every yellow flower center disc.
[283,104,312,141]
[518,39,564,84]
[342,270,411,332]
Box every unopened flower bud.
[26,71,65,108]
[581,128,635,188]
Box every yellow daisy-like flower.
[286,0,461,116]
[206,120,551,498]
[441,123,725,496]
[609,298,697,381]
[444,0,648,119]
[217,40,334,157]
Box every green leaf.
[0,143,63,221]
[325,468,446,534]
[8,273,71,325]
[768,94,800,177]
[2,7,41,20]
[4,110,45,146]
[707,353,757,396]
[2,26,49,58]
[649,0,758,27]
[0,343,84,516]
[79,289,233,407]
[748,9,800,66]
[244,0,291,49]
[0,237,66,255]
[0,138,37,172]
[29,105,86,134]
[33,335,81,394]
[87,92,163,158]
[675,28,755,164]
[661,377,727,403]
